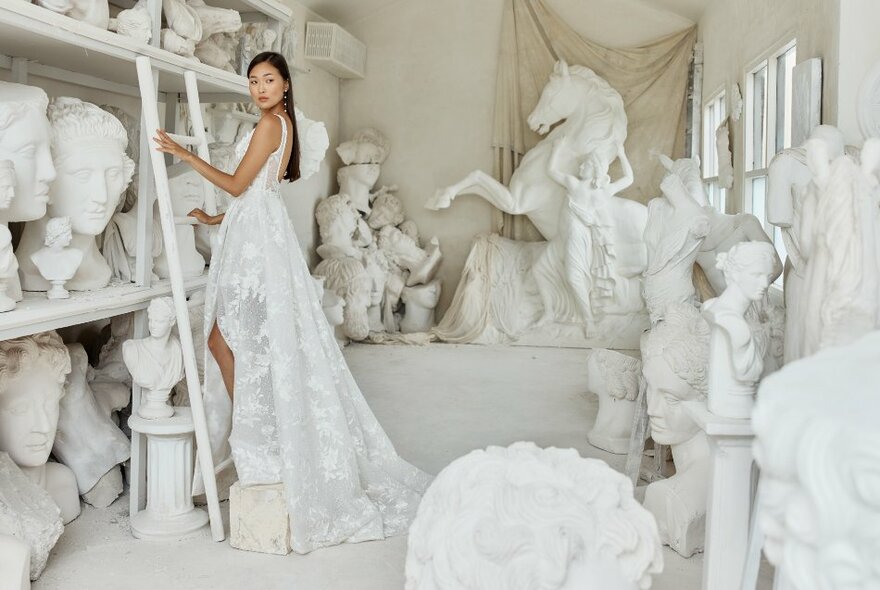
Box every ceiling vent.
[304,22,366,79]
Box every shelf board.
[209,0,293,22]
[0,275,208,341]
[0,1,249,96]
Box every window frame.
[743,38,797,288]
[701,90,727,213]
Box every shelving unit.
[0,0,295,543]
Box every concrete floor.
[35,343,764,590]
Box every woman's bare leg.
[208,321,235,400]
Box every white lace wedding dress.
[201,113,431,554]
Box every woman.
[153,52,431,554]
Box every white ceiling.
[299,0,711,28]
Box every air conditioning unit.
[304,22,367,79]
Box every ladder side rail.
[135,55,225,543]
[184,71,218,215]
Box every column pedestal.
[684,400,754,590]
[128,408,208,540]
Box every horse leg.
[426,170,527,215]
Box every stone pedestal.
[128,408,208,539]
[0,535,30,589]
[684,400,753,590]
[229,481,291,555]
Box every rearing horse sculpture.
[426,60,628,241]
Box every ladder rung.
[167,133,200,146]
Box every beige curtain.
[493,0,697,240]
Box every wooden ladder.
[134,55,223,542]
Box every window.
[744,40,796,283]
[702,92,727,212]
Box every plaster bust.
[314,256,372,341]
[315,194,362,260]
[0,82,55,225]
[0,225,18,312]
[642,303,710,557]
[154,166,207,279]
[18,98,135,292]
[703,242,781,419]
[367,188,405,230]
[0,160,15,209]
[336,128,389,166]
[753,331,880,590]
[585,349,641,454]
[30,217,84,300]
[36,0,109,28]
[0,332,79,524]
[123,297,185,419]
[405,442,663,590]
[378,225,442,287]
[338,164,380,214]
[399,279,441,334]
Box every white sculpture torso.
[154,166,207,279]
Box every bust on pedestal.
[703,242,781,419]
[29,217,83,300]
[123,297,184,420]
[0,332,79,524]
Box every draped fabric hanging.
[493,0,697,240]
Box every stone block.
[229,481,291,555]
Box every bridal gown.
[201,113,431,554]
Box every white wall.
[834,0,880,144]
[282,1,341,268]
[699,0,840,212]
[338,0,693,315]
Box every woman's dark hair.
[247,51,301,182]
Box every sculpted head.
[716,242,781,302]
[337,164,381,212]
[336,128,389,166]
[0,82,56,222]
[44,216,73,249]
[47,98,135,236]
[0,160,15,209]
[401,280,441,309]
[367,190,405,230]
[315,256,372,341]
[147,297,177,338]
[316,194,359,246]
[753,338,880,590]
[405,442,663,590]
[168,168,206,217]
[378,225,423,269]
[642,303,709,445]
[586,349,641,402]
[0,332,72,468]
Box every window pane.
[717,187,727,213]
[751,66,768,170]
[776,46,797,153]
[751,175,767,228]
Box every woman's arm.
[607,145,634,194]
[547,139,578,190]
[153,115,283,198]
